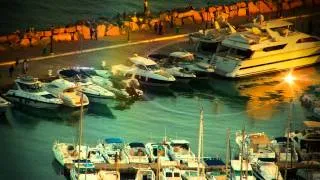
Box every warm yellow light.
[284,73,295,84]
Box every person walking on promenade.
[158,21,163,35]
[9,65,14,78]
[23,59,29,74]
[154,22,159,34]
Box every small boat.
[271,137,299,163]
[76,67,131,100]
[251,161,283,180]
[98,170,120,180]
[3,76,63,109]
[96,137,129,164]
[43,79,89,108]
[236,132,276,163]
[53,142,105,166]
[135,168,156,180]
[145,142,173,165]
[160,167,182,180]
[167,139,196,165]
[58,68,115,102]
[181,170,206,180]
[112,55,176,87]
[0,96,10,114]
[230,159,256,180]
[52,142,88,166]
[125,142,149,164]
[168,51,215,78]
[70,160,98,180]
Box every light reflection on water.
[0,65,319,179]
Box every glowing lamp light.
[284,73,296,84]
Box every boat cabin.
[230,160,254,178]
[13,76,44,92]
[169,52,194,63]
[72,160,97,174]
[129,55,161,71]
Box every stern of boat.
[214,56,241,77]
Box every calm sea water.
[0,0,241,34]
[0,65,320,179]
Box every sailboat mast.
[284,101,293,180]
[225,128,230,178]
[197,108,204,176]
[77,92,84,180]
[240,128,245,180]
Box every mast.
[225,128,231,179]
[284,101,293,180]
[240,128,245,180]
[197,108,204,176]
[77,92,84,180]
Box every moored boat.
[3,76,63,109]
[214,19,320,78]
[43,79,89,108]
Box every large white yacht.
[214,19,320,78]
[58,69,115,102]
[112,55,176,86]
[3,76,63,108]
[43,79,89,108]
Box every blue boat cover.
[129,142,145,148]
[203,157,225,166]
[105,137,124,144]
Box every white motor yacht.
[96,137,129,164]
[58,69,115,102]
[252,161,283,180]
[3,76,63,109]
[214,19,320,78]
[235,132,276,163]
[76,67,131,100]
[230,159,256,180]
[125,142,149,164]
[167,139,196,165]
[160,167,182,180]
[135,168,156,180]
[43,79,89,108]
[0,96,10,114]
[70,160,98,180]
[112,55,176,86]
[169,51,215,78]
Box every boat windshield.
[18,82,43,92]
[198,41,219,54]
[146,64,160,71]
[227,48,254,60]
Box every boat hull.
[4,95,61,109]
[215,51,320,78]
[134,75,174,87]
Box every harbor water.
[1,65,320,179]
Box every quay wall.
[0,0,319,52]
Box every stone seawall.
[0,0,319,52]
